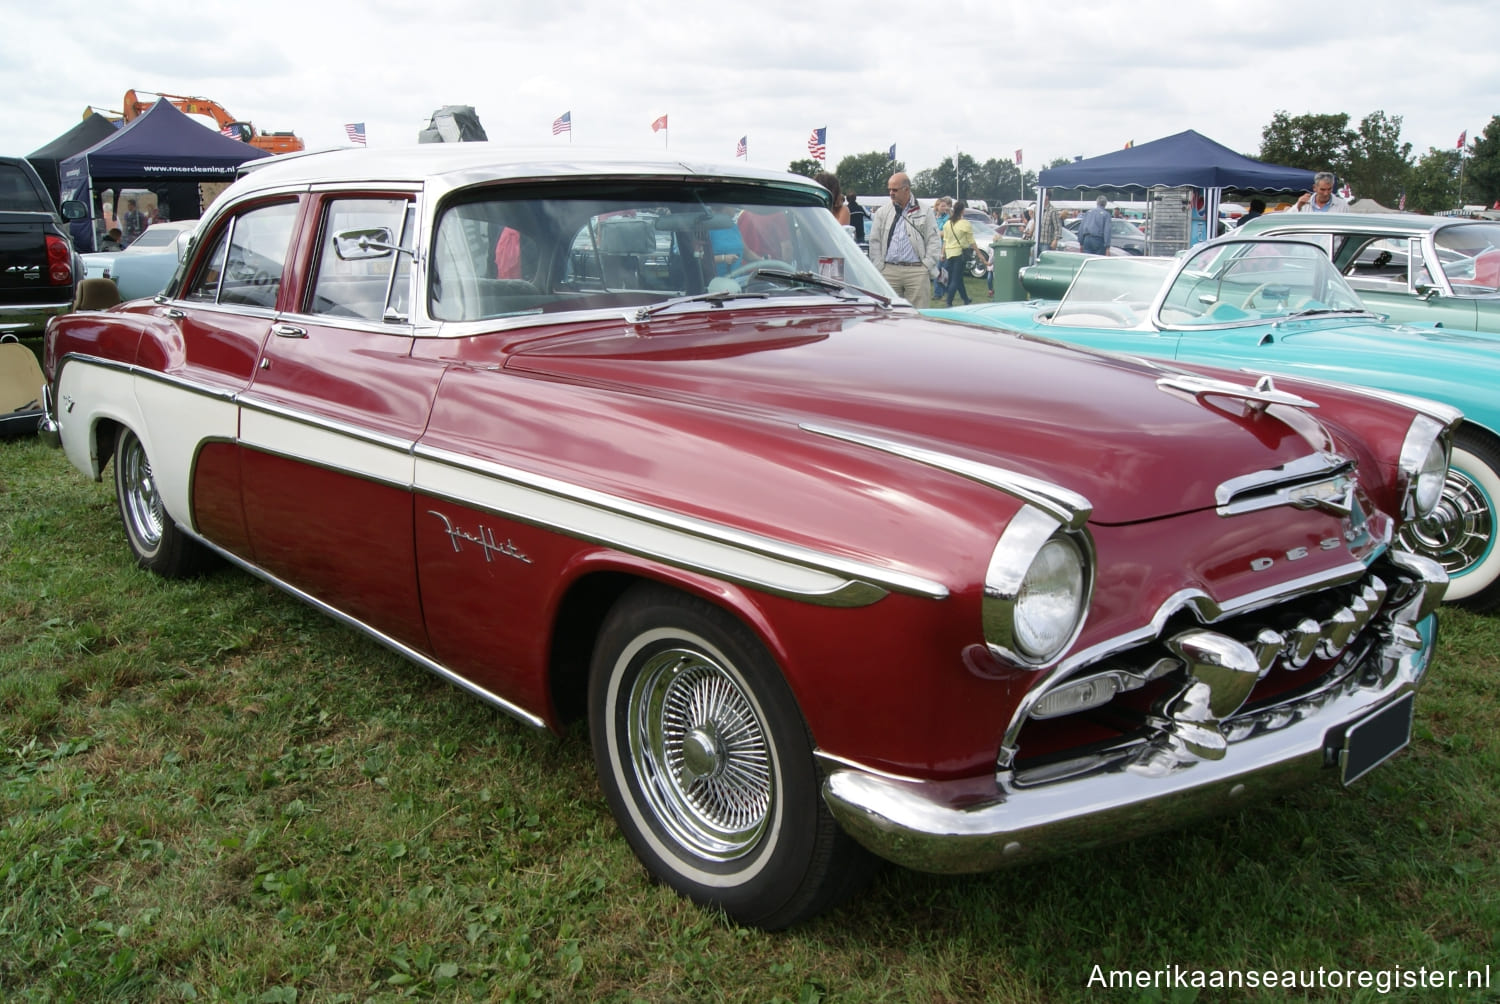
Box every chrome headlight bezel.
[1398,413,1453,519]
[983,506,1095,666]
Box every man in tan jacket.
[867,172,942,307]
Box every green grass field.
[2,436,1496,1002]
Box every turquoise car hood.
[928,303,1500,434]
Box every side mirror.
[59,200,88,221]
[334,227,404,261]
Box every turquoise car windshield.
[1051,258,1172,329]
[1157,241,1366,326]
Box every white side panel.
[415,455,849,597]
[132,378,238,532]
[56,363,139,480]
[239,408,414,487]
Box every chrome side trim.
[801,423,1092,530]
[58,355,928,607]
[415,444,947,606]
[189,529,550,732]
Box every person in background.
[1077,195,1113,255]
[1037,202,1063,257]
[814,171,850,226]
[98,228,124,252]
[930,198,953,298]
[1291,172,1348,213]
[941,199,977,307]
[121,198,147,246]
[1237,198,1267,226]
[846,193,867,245]
[867,171,941,308]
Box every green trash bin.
[989,237,1031,301]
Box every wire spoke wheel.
[628,647,772,860]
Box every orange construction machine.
[120,90,304,155]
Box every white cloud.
[4,0,1495,184]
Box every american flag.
[735,135,747,158]
[220,125,239,139]
[553,111,572,136]
[344,122,366,146]
[807,127,826,162]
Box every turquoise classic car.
[927,237,1500,611]
[1236,212,1500,335]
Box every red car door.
[237,194,442,651]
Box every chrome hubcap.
[627,647,771,861]
[120,436,164,549]
[1399,468,1494,578]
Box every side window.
[184,202,298,310]
[307,198,411,322]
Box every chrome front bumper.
[823,590,1441,875]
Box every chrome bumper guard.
[822,557,1445,874]
[38,380,61,449]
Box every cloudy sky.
[5,0,1496,187]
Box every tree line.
[787,112,1500,214]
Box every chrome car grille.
[1006,553,1444,775]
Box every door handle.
[164,308,186,319]
[273,323,308,338]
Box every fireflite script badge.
[427,510,532,565]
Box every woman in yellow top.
[941,199,977,306]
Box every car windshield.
[1435,222,1500,295]
[1156,240,1366,326]
[1050,257,1173,328]
[428,181,891,323]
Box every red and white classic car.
[41,148,1453,928]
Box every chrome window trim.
[802,424,1092,530]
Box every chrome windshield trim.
[802,423,1093,530]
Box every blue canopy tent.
[1036,129,1317,252]
[59,100,270,250]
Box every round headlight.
[1013,535,1087,660]
[1412,436,1448,517]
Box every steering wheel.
[1240,282,1292,309]
[729,259,795,279]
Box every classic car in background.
[81,219,199,302]
[42,148,1451,927]
[928,236,1500,610]
[1237,212,1500,335]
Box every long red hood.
[501,309,1347,525]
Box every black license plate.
[1339,693,1414,785]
